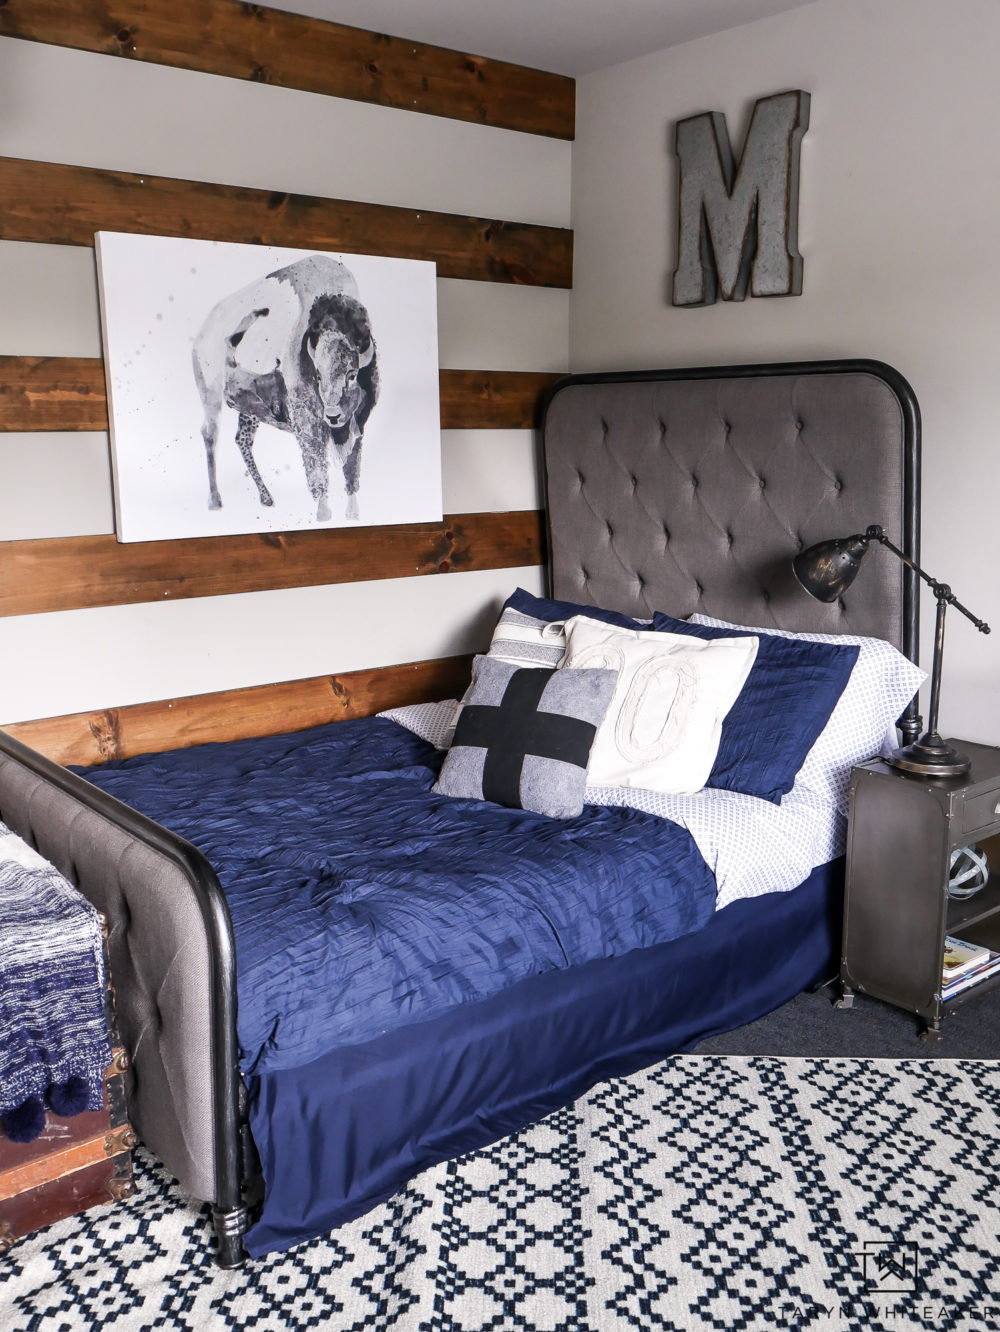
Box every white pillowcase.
[561,616,759,795]
[487,607,567,669]
[690,614,926,813]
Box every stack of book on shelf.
[942,935,1000,999]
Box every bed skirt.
[245,857,843,1256]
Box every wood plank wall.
[0,0,575,139]
[0,158,572,287]
[0,358,561,435]
[4,657,476,766]
[0,4,571,759]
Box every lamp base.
[886,732,971,777]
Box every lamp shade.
[792,522,991,778]
[792,533,871,603]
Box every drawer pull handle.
[995,800,1000,816]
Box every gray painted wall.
[571,0,1000,744]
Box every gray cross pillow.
[433,655,618,818]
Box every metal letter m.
[671,90,810,306]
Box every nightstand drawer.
[962,787,1000,835]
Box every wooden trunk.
[0,922,136,1253]
[0,1054,136,1252]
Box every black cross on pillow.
[453,666,599,808]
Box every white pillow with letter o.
[561,616,759,795]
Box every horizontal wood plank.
[439,370,564,430]
[0,510,544,617]
[0,357,107,431]
[3,655,474,764]
[0,358,563,432]
[0,158,573,288]
[0,0,575,140]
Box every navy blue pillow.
[651,611,860,803]
[503,587,650,632]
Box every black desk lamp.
[793,524,991,776]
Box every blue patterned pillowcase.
[651,612,859,804]
[433,655,618,818]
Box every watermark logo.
[852,1239,920,1294]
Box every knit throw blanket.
[0,824,111,1141]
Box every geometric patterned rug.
[3,1057,999,1331]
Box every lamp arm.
[864,525,991,635]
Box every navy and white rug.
[2,1057,999,1331]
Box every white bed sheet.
[381,700,845,911]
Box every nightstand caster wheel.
[919,1024,942,1044]
[834,989,854,1010]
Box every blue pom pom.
[2,1095,46,1143]
[47,1075,90,1118]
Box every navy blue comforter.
[78,718,716,1076]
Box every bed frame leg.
[212,1204,249,1268]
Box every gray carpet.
[693,980,1000,1058]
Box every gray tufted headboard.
[542,359,920,669]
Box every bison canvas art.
[193,255,380,523]
[96,234,441,543]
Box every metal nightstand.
[840,738,1000,1040]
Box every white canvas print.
[95,233,442,542]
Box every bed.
[0,358,923,1266]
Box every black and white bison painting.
[96,233,442,543]
[192,255,379,522]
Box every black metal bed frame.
[0,357,922,1267]
[0,732,250,1267]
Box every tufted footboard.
[0,730,248,1265]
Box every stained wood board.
[0,510,545,617]
[0,0,575,140]
[0,358,563,433]
[0,158,573,288]
[3,655,475,763]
